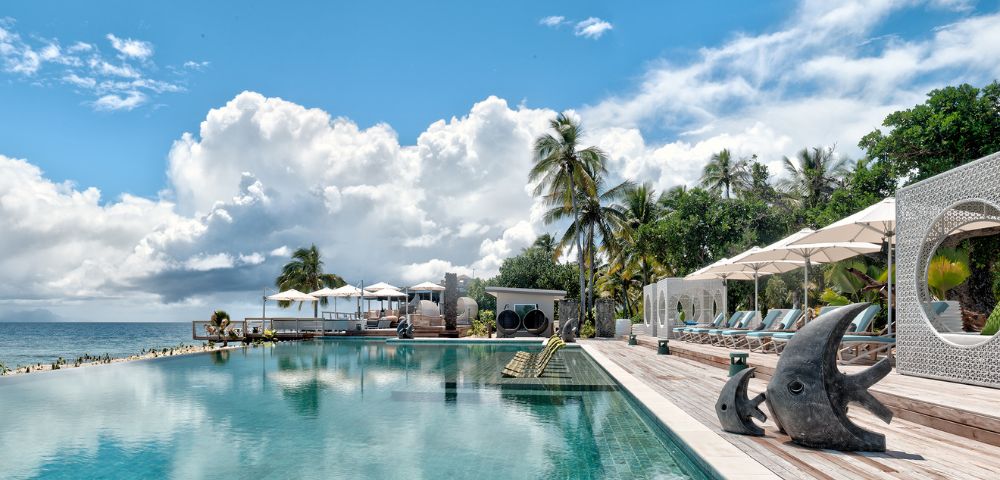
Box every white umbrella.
[267,289,319,317]
[791,198,897,332]
[741,229,880,319]
[364,288,408,315]
[410,281,445,302]
[730,247,804,313]
[687,258,759,319]
[364,282,398,291]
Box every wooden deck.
[582,338,1000,480]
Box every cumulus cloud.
[2,0,999,321]
[0,20,197,111]
[574,17,613,39]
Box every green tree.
[529,113,607,335]
[860,81,1000,183]
[275,244,346,317]
[779,146,848,212]
[490,245,580,299]
[700,149,750,199]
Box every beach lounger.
[720,309,788,348]
[772,304,882,353]
[503,336,565,378]
[674,312,724,341]
[686,311,745,343]
[745,309,803,353]
[707,311,756,346]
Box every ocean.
[0,322,194,368]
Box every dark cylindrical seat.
[497,310,522,335]
[522,310,549,336]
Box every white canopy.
[267,289,318,302]
[364,288,408,298]
[330,284,364,297]
[364,282,398,291]
[309,287,339,297]
[741,229,880,318]
[686,257,762,281]
[793,198,895,245]
[410,281,445,291]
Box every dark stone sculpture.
[443,273,458,331]
[765,302,893,451]
[716,367,767,436]
[396,318,414,339]
[595,298,615,338]
[558,299,579,343]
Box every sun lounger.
[707,311,756,346]
[772,304,882,353]
[503,336,565,378]
[720,309,789,348]
[745,309,803,352]
[674,312,724,341]
[686,311,745,343]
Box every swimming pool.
[0,340,709,479]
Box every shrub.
[470,310,495,337]
[982,303,1000,336]
[580,321,596,339]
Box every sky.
[1,0,999,321]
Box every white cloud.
[106,33,154,60]
[93,91,147,111]
[269,246,291,257]
[539,16,565,27]
[184,253,234,271]
[574,17,613,39]
[0,21,197,111]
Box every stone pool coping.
[581,344,780,480]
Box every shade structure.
[792,198,898,332]
[364,282,398,291]
[267,289,318,302]
[330,284,364,297]
[741,229,880,319]
[364,288,407,298]
[410,281,445,291]
[686,257,762,319]
[309,287,339,297]
[730,247,804,314]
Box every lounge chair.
[686,311,746,343]
[503,336,565,378]
[720,309,788,348]
[772,304,882,353]
[707,311,757,345]
[744,309,803,352]
[673,312,724,341]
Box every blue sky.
[1,0,999,321]
[0,1,805,199]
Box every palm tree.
[530,113,608,338]
[617,181,661,286]
[779,146,849,209]
[275,244,346,317]
[545,177,630,327]
[528,233,562,259]
[700,149,750,199]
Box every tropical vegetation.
[275,244,346,317]
[471,81,1000,335]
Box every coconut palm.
[529,233,562,259]
[779,146,849,209]
[700,149,750,199]
[927,247,971,300]
[275,244,346,317]
[616,181,661,286]
[545,177,630,326]
[530,113,608,337]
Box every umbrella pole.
[804,257,810,321]
[754,271,759,317]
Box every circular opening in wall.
[644,294,652,325]
[657,292,667,326]
[920,200,1000,347]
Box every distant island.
[0,309,64,323]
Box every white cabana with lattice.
[648,277,726,339]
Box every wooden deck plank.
[582,339,1000,480]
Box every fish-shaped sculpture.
[716,367,767,436]
[765,302,893,451]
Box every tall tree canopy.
[275,245,345,317]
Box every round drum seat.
[522,310,550,336]
[497,310,522,335]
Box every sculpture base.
[438,330,460,338]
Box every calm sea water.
[0,340,708,479]
[0,322,193,368]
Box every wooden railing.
[192,317,369,340]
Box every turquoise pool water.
[0,340,709,479]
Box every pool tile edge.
[581,344,780,480]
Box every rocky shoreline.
[0,343,242,376]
